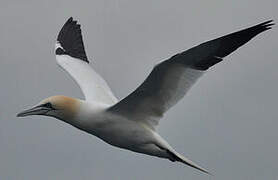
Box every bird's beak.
[17,105,50,117]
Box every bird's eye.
[44,102,53,109]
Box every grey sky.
[0,0,277,179]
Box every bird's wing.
[55,17,117,105]
[108,20,273,128]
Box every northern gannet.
[17,17,273,175]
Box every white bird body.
[17,17,274,175]
[67,99,174,160]
[71,99,202,171]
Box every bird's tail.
[154,132,212,175]
[166,148,212,175]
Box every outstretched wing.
[55,17,117,105]
[108,20,274,128]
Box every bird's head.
[17,95,80,121]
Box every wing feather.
[108,20,273,128]
[55,17,117,104]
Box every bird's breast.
[73,104,155,149]
[87,117,153,149]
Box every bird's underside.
[18,17,273,176]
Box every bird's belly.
[89,119,152,150]
[76,116,169,159]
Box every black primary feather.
[56,17,89,63]
[171,20,274,70]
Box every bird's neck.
[63,101,110,133]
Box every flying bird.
[17,17,273,175]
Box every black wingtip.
[258,19,274,26]
[252,20,274,33]
[56,17,89,63]
[185,19,274,70]
[66,17,73,23]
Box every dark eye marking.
[45,103,52,108]
[41,102,55,110]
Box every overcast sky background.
[0,0,277,179]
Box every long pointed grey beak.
[17,105,50,117]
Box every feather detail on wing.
[108,20,274,128]
[55,17,117,104]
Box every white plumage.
[56,44,118,105]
